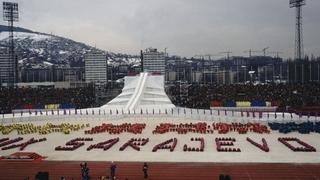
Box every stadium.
[1,73,320,180]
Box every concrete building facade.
[0,52,16,87]
[142,48,166,74]
[85,52,107,83]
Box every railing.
[1,107,318,125]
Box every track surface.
[0,161,320,180]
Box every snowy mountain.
[0,25,140,68]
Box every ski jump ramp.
[101,73,175,112]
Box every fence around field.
[1,107,318,125]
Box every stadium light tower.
[289,0,306,61]
[3,1,19,86]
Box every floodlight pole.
[290,0,306,61]
[295,3,303,61]
[8,6,15,85]
[3,2,19,87]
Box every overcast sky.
[2,0,320,58]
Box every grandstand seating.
[210,100,272,108]
[1,87,95,114]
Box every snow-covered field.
[1,115,320,163]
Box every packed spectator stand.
[167,83,320,112]
[1,83,320,115]
[0,86,95,114]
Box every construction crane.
[194,54,219,60]
[244,49,253,57]
[244,47,273,57]
[205,54,219,61]
[267,51,283,58]
[262,47,270,56]
[243,49,261,57]
[219,51,232,60]
[194,55,205,60]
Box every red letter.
[119,138,149,151]
[2,137,46,151]
[215,137,240,152]
[55,138,93,151]
[0,137,23,149]
[152,138,177,152]
[246,137,269,152]
[278,137,316,152]
[183,137,204,152]
[0,138,10,143]
[87,138,119,151]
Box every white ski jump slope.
[102,73,175,112]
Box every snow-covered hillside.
[0,32,51,42]
[0,26,141,68]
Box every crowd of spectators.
[0,86,95,113]
[167,83,320,110]
[1,83,320,114]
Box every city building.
[0,52,17,87]
[85,52,107,83]
[20,67,84,83]
[142,48,166,74]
